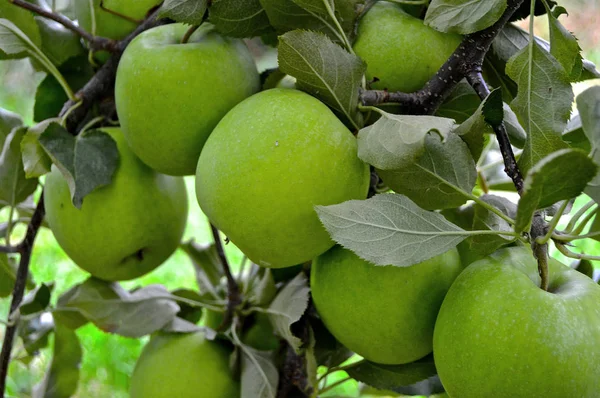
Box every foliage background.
[0,0,599,396]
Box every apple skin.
[311,245,462,365]
[433,247,600,397]
[44,127,188,281]
[115,23,260,176]
[353,1,461,93]
[130,332,239,398]
[196,89,370,268]
[73,0,161,40]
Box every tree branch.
[9,0,117,52]
[0,245,19,254]
[210,224,241,332]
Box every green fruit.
[434,247,600,397]
[196,89,370,268]
[354,2,461,93]
[242,313,280,351]
[44,127,188,281]
[73,0,161,40]
[311,246,462,364]
[115,23,260,175]
[130,332,239,398]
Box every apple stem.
[9,0,119,52]
[181,25,201,44]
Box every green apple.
[433,247,600,397]
[196,88,370,268]
[311,245,462,365]
[115,23,260,176]
[353,1,461,93]
[44,127,188,281]
[73,0,161,40]
[242,313,280,351]
[130,332,239,398]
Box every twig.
[0,196,45,395]
[210,224,241,332]
[555,242,600,262]
[9,0,117,52]
[0,246,19,254]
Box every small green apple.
[115,23,260,175]
[44,127,188,281]
[311,245,462,365]
[196,89,370,268]
[353,1,461,93]
[130,331,239,398]
[433,247,600,397]
[73,0,161,40]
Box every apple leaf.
[20,283,53,316]
[454,88,500,159]
[515,149,597,232]
[309,317,353,368]
[159,0,208,25]
[507,42,571,174]
[0,2,41,59]
[574,259,595,280]
[32,323,82,398]
[181,240,223,298]
[248,269,277,307]
[576,87,600,203]
[240,345,278,398]
[316,194,470,267]
[278,30,365,129]
[345,355,441,394]
[161,317,207,335]
[55,282,181,338]
[435,81,481,123]
[209,0,273,38]
[0,126,39,208]
[466,195,517,257]
[267,273,310,353]
[18,313,54,358]
[35,16,84,67]
[425,0,506,35]
[358,115,476,210]
[38,123,119,208]
[260,0,359,44]
[547,7,583,81]
[0,253,17,298]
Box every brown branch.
[210,224,241,332]
[9,0,118,52]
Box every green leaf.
[0,127,39,208]
[547,6,583,81]
[316,194,469,267]
[345,355,439,392]
[38,124,119,208]
[248,269,277,307]
[36,16,84,67]
[181,240,223,298]
[18,313,53,357]
[563,115,591,152]
[55,282,180,338]
[209,0,273,38]
[0,107,23,142]
[260,0,359,44]
[0,1,42,59]
[515,149,597,232]
[267,273,310,353]
[507,42,571,174]
[358,114,476,210]
[20,283,53,316]
[576,86,600,203]
[278,30,365,129]
[0,253,17,298]
[159,0,208,25]
[309,317,353,368]
[33,324,82,398]
[574,259,594,280]
[240,345,278,398]
[435,81,481,124]
[425,0,507,35]
[467,195,516,256]
[21,119,57,178]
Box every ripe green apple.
[196,88,370,268]
[353,1,462,93]
[44,127,188,281]
[115,23,260,176]
[433,247,600,397]
[73,0,161,40]
[311,245,462,365]
[130,331,239,398]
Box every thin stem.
[319,376,353,395]
[79,116,105,134]
[552,230,600,242]
[317,359,366,383]
[9,0,117,52]
[5,205,15,245]
[555,242,600,262]
[210,224,241,331]
[323,0,354,54]
[0,245,19,254]
[536,201,569,245]
[565,200,597,233]
[570,208,598,237]
[181,25,200,44]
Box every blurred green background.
[1,0,600,397]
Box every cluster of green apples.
[44,1,600,397]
